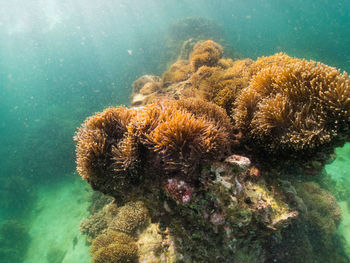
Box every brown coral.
[266,181,346,263]
[189,40,223,71]
[173,98,233,131]
[296,181,342,235]
[233,54,350,156]
[190,59,253,114]
[162,60,192,84]
[130,41,251,113]
[91,231,138,263]
[109,201,150,235]
[80,202,119,242]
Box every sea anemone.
[74,98,233,196]
[74,107,137,194]
[189,40,223,71]
[233,54,350,156]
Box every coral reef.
[82,200,177,263]
[131,45,350,164]
[190,58,253,114]
[164,17,235,64]
[132,75,161,94]
[131,75,161,106]
[130,42,252,115]
[88,191,114,215]
[266,222,349,263]
[76,40,350,262]
[80,202,119,242]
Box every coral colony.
[75,40,350,262]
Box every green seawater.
[0,0,350,262]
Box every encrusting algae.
[75,40,350,262]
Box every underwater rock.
[137,223,177,263]
[82,200,179,263]
[131,75,162,106]
[210,211,225,226]
[80,159,299,262]
[225,154,251,172]
[132,75,161,94]
[177,38,197,60]
[296,181,342,235]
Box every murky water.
[1,1,350,262]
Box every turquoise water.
[1,0,350,262]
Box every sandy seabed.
[24,175,92,263]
